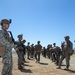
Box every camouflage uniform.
[27,42,31,59]
[15,35,24,69]
[35,41,42,63]
[47,44,52,59]
[31,44,35,58]
[49,45,53,60]
[0,19,14,75]
[52,43,57,62]
[22,40,26,62]
[43,47,47,58]
[54,46,61,65]
[58,36,73,69]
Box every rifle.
[8,31,15,43]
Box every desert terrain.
[0,53,75,75]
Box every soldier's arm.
[35,45,37,50]
[67,42,73,50]
[41,45,42,49]
[69,42,73,50]
[0,30,11,48]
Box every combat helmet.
[17,34,23,38]
[53,43,56,45]
[64,36,70,39]
[28,42,30,44]
[0,19,11,25]
[37,41,40,43]
[22,40,26,43]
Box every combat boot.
[18,65,23,69]
[57,66,61,69]
[38,61,40,63]
[23,58,25,62]
[35,60,38,63]
[66,65,69,70]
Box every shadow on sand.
[24,61,29,63]
[23,64,33,67]
[61,64,66,66]
[63,69,75,73]
[39,62,48,65]
[19,68,32,73]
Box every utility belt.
[18,46,24,51]
[36,50,41,53]
[63,46,69,51]
[15,46,23,52]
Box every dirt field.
[0,53,75,75]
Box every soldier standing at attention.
[0,19,14,75]
[22,40,26,62]
[49,44,53,60]
[52,43,57,62]
[43,47,47,58]
[27,42,31,60]
[31,44,35,58]
[35,41,42,63]
[15,34,24,69]
[57,36,73,70]
[46,45,51,59]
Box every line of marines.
[0,18,74,75]
[14,35,42,69]
[42,36,74,70]
[14,34,74,71]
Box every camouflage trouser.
[52,53,56,62]
[59,51,70,68]
[2,63,12,75]
[17,51,23,65]
[23,52,25,61]
[31,50,34,58]
[1,48,13,75]
[27,50,31,59]
[35,52,40,61]
[47,51,50,59]
[2,57,12,75]
[43,52,46,58]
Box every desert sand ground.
[0,53,75,75]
